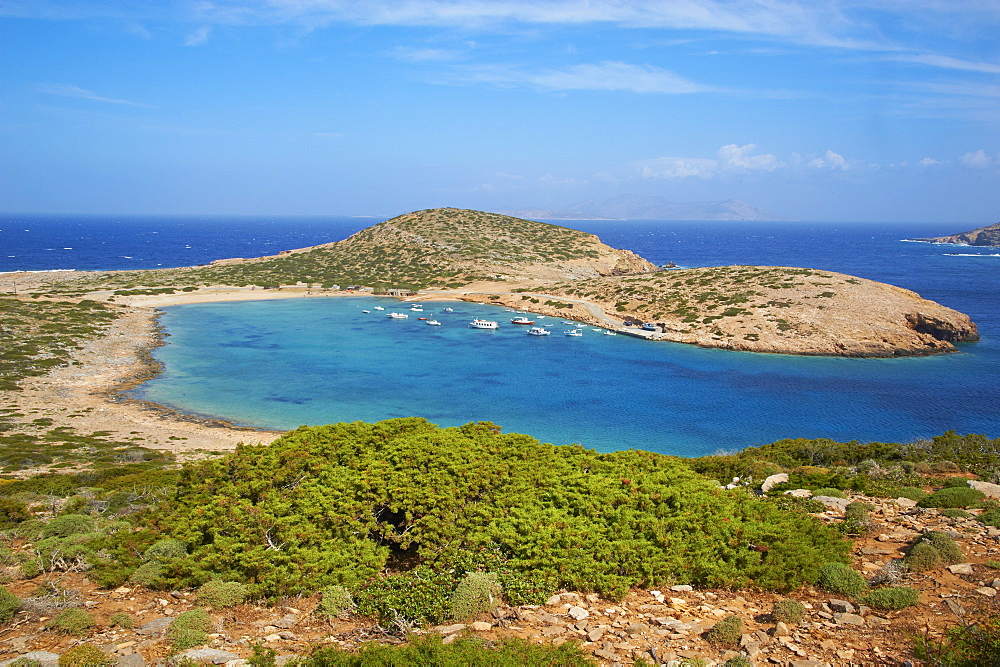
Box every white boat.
[443,307,454,312]
[387,312,408,319]
[426,320,441,326]
[373,306,385,311]
[362,310,370,313]
[410,306,424,311]
[526,327,550,336]
[604,331,617,336]
[564,329,583,336]
[510,316,534,325]
[562,321,574,325]
[469,319,499,329]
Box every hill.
[908,221,1000,247]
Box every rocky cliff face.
[909,222,1000,247]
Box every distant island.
[500,194,792,221]
[11,207,976,358]
[907,221,1000,247]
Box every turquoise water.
[125,220,1000,457]
[138,295,998,457]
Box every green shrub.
[812,488,846,498]
[354,566,455,625]
[303,633,594,665]
[143,538,187,563]
[156,419,849,599]
[49,608,95,635]
[896,487,927,501]
[816,562,867,597]
[979,509,1000,527]
[0,587,21,623]
[771,598,805,625]
[57,644,115,666]
[169,609,212,650]
[40,514,94,539]
[941,508,971,519]
[197,580,249,609]
[451,571,502,622]
[128,561,165,588]
[109,611,135,629]
[860,586,920,610]
[722,658,755,667]
[840,501,876,536]
[918,487,985,509]
[915,609,1000,665]
[705,614,743,647]
[924,531,964,563]
[942,477,973,488]
[318,585,355,618]
[20,560,41,579]
[905,541,943,572]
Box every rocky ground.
[3,487,1000,666]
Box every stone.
[773,621,790,637]
[541,625,566,636]
[545,594,564,606]
[833,612,865,626]
[272,614,299,629]
[761,473,789,493]
[172,649,239,664]
[116,655,148,667]
[0,652,60,667]
[263,634,283,642]
[786,488,813,498]
[471,621,492,632]
[813,495,851,511]
[895,497,918,508]
[828,599,855,614]
[277,631,296,640]
[136,616,174,635]
[626,622,649,634]
[670,585,693,592]
[969,480,1000,498]
[976,587,997,597]
[948,563,975,575]
[568,605,590,621]
[434,624,467,635]
[587,627,605,642]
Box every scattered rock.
[171,648,239,664]
[948,563,975,575]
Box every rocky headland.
[908,221,1000,247]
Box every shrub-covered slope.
[155,418,848,599]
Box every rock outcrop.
[909,222,1000,247]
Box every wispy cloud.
[184,26,212,46]
[445,61,712,94]
[634,144,783,180]
[35,84,153,108]
[891,53,1000,74]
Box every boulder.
[171,648,239,665]
[969,480,1000,498]
[761,473,789,493]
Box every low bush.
[451,571,502,622]
[143,538,187,563]
[318,585,355,618]
[896,487,927,501]
[49,608,94,636]
[169,609,212,651]
[860,586,920,610]
[811,488,846,498]
[941,508,971,519]
[57,644,115,666]
[705,614,743,647]
[197,580,249,609]
[40,514,94,539]
[723,658,755,667]
[108,611,134,628]
[942,476,974,488]
[979,509,1000,527]
[0,588,21,623]
[915,609,1000,665]
[906,542,945,573]
[303,634,594,665]
[816,562,867,598]
[771,598,805,624]
[128,561,165,588]
[918,487,985,509]
[840,501,876,536]
[923,531,964,563]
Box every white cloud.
[451,61,710,94]
[891,53,1000,74]
[35,83,152,107]
[917,157,939,167]
[184,26,212,46]
[717,143,781,171]
[808,150,850,170]
[960,149,994,168]
[635,156,718,180]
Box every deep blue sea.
[3,214,998,456]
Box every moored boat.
[387,312,408,319]
[426,320,441,326]
[469,319,499,329]
[510,316,534,325]
[564,329,583,336]
[526,327,551,336]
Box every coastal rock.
[908,222,1000,247]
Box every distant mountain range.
[500,195,792,221]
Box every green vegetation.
[859,586,920,610]
[0,587,21,622]
[196,579,250,609]
[169,608,212,650]
[149,418,847,608]
[816,562,867,597]
[57,644,116,666]
[704,615,743,647]
[918,486,985,508]
[771,598,805,624]
[318,585,355,618]
[49,608,95,635]
[915,609,1000,665]
[905,531,964,572]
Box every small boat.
[562,321,574,325]
[387,312,408,319]
[362,310,370,313]
[469,319,499,329]
[373,306,385,311]
[410,307,423,312]
[604,331,617,336]
[417,317,428,320]
[426,320,441,326]
[526,327,550,336]
[510,316,534,325]
[564,329,583,337]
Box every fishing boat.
[362,310,370,313]
[526,327,550,336]
[564,329,583,337]
[469,319,499,329]
[387,312,408,319]
[510,316,534,325]
[417,317,428,320]
[426,320,441,326]
[373,306,385,311]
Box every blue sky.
[1,1,998,222]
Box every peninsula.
[907,221,1000,247]
[6,207,977,358]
